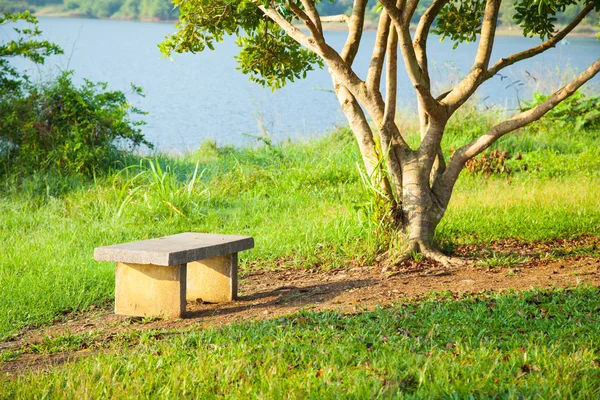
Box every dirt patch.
[1,238,599,377]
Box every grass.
[0,131,374,339]
[0,106,599,341]
[2,286,600,398]
[437,104,600,244]
[440,176,600,243]
[0,102,599,396]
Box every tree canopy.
[160,1,599,91]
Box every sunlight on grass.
[0,115,599,340]
[2,287,600,398]
[440,176,600,242]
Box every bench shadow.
[185,278,376,320]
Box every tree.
[160,0,600,267]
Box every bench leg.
[115,262,187,318]
[186,253,238,303]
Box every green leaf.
[160,0,324,90]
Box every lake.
[8,17,600,151]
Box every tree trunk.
[402,159,440,249]
[392,153,456,267]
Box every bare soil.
[1,237,599,377]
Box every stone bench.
[94,232,254,318]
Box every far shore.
[319,21,599,38]
[31,7,600,38]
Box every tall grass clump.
[114,158,205,219]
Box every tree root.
[382,239,470,276]
[420,247,469,270]
[384,241,418,266]
[380,234,471,276]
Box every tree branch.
[473,0,500,68]
[379,0,437,113]
[374,25,412,197]
[333,79,396,203]
[413,0,449,86]
[341,0,368,65]
[259,5,320,52]
[402,0,420,23]
[366,9,391,91]
[435,58,600,206]
[441,2,594,113]
[431,146,446,185]
[299,0,323,34]
[320,14,351,24]
[260,5,372,121]
[485,3,594,80]
[441,0,501,111]
[382,25,399,132]
[287,1,324,46]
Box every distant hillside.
[0,0,178,21]
[1,0,597,28]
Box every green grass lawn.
[3,287,600,398]
[1,109,599,341]
[1,106,599,396]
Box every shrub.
[464,149,514,176]
[0,11,153,179]
[522,91,600,132]
[0,11,62,95]
[0,71,152,177]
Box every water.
[6,17,600,151]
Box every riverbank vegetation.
[2,0,598,30]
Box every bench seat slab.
[187,254,238,303]
[115,262,186,318]
[95,232,254,266]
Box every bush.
[0,11,152,179]
[0,11,62,95]
[0,71,152,177]
[522,91,600,132]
